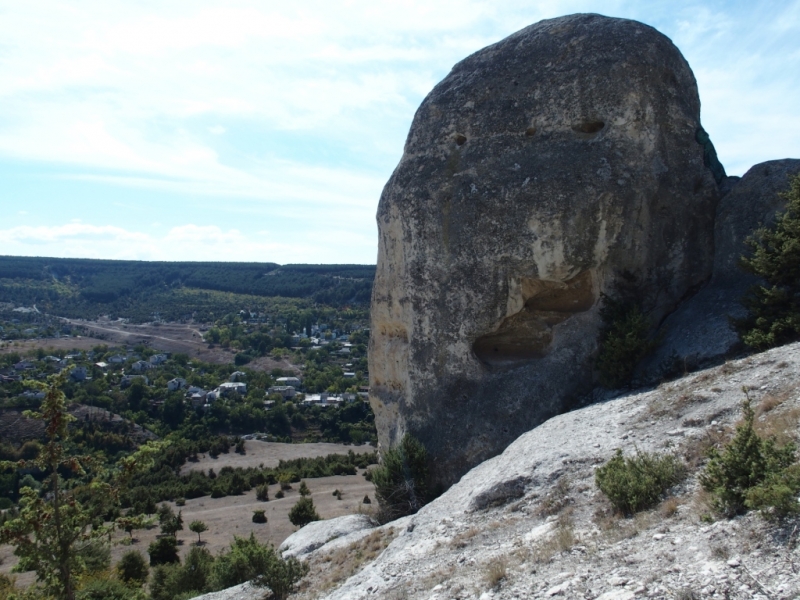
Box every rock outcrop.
[325,343,800,599]
[279,514,376,559]
[645,159,800,374]
[369,13,721,488]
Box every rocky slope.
[269,342,800,600]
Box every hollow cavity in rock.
[473,270,595,367]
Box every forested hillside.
[0,256,375,322]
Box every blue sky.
[0,0,798,264]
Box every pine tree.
[737,174,800,349]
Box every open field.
[0,317,301,373]
[0,471,376,589]
[181,440,375,475]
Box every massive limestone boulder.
[644,159,800,373]
[369,13,721,489]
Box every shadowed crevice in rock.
[473,270,595,367]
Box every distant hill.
[0,256,375,322]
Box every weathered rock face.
[369,14,720,488]
[644,158,800,373]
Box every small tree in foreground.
[189,520,208,544]
[0,373,162,600]
[736,173,800,349]
[700,391,798,518]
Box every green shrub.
[189,520,208,544]
[75,576,146,600]
[116,550,149,585]
[595,449,685,515]
[252,510,267,524]
[371,434,429,522]
[178,546,214,594]
[362,495,371,504]
[256,484,270,501]
[288,497,320,527]
[149,547,213,600]
[275,489,285,499]
[210,533,308,599]
[148,536,180,566]
[595,285,657,388]
[298,481,310,497]
[701,394,798,517]
[77,539,111,574]
[736,173,800,349]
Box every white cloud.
[0,222,375,264]
[0,0,798,264]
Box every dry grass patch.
[450,526,480,549]
[537,476,572,517]
[682,427,732,470]
[756,388,793,417]
[755,404,800,446]
[659,496,680,518]
[295,527,396,598]
[484,556,507,589]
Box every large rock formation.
[369,14,721,488]
[644,159,800,373]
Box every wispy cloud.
[0,222,375,264]
[0,1,798,262]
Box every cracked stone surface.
[369,13,720,488]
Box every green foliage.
[288,497,320,527]
[74,576,146,600]
[0,374,162,600]
[149,546,214,600]
[372,434,429,522]
[115,514,153,540]
[256,484,270,501]
[209,533,308,599]
[595,277,658,387]
[700,394,798,517]
[0,256,374,321]
[298,481,310,497]
[252,510,267,524]
[189,520,208,544]
[736,174,800,349]
[595,449,685,515]
[148,536,180,566]
[116,550,149,585]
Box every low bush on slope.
[595,449,685,515]
[701,391,799,518]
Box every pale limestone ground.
[312,343,800,600]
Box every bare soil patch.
[181,441,375,475]
[0,472,376,587]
